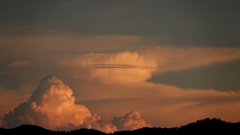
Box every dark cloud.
[0,0,240,47]
[68,64,158,69]
[148,59,240,91]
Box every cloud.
[54,47,240,86]
[111,110,151,131]
[65,64,157,69]
[56,51,157,84]
[7,60,30,68]
[0,35,147,60]
[2,75,117,133]
[0,86,32,122]
[140,46,240,74]
[3,46,240,129]
[2,75,152,132]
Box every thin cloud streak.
[66,64,158,69]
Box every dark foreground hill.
[1,118,240,135]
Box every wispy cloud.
[7,60,30,68]
[68,64,158,69]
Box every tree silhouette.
[1,118,240,135]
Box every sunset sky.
[1,0,240,133]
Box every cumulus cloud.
[111,111,151,131]
[2,75,151,133]
[4,47,240,129]
[2,75,117,133]
[0,86,31,123]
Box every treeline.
[1,118,240,135]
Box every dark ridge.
[3,124,53,134]
[69,128,107,135]
[1,118,240,135]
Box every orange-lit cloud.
[55,47,240,82]
[141,46,240,74]
[7,60,31,68]
[2,75,151,133]
[56,51,157,84]
[2,76,117,133]
[78,85,240,128]
[2,37,240,130]
[111,110,151,130]
[0,86,32,123]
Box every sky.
[1,0,240,133]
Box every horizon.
[1,0,240,133]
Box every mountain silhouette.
[1,118,240,135]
